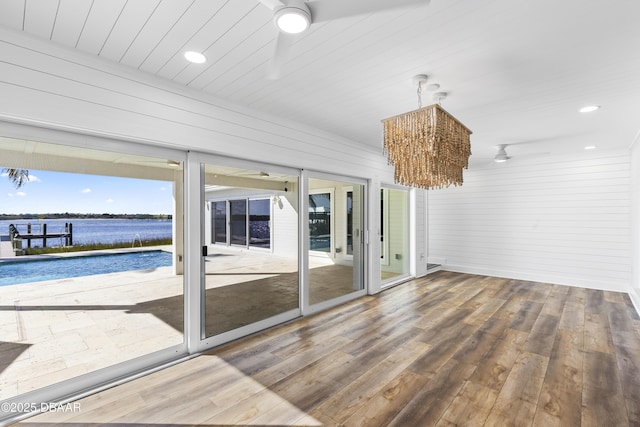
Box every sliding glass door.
[380,186,411,286]
[0,136,185,415]
[1,141,376,422]
[307,175,366,309]
[201,160,300,342]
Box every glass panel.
[212,201,227,244]
[249,199,271,248]
[309,192,331,252]
[229,199,247,246]
[0,137,184,402]
[309,178,364,306]
[380,187,410,284]
[203,164,299,337]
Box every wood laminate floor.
[18,271,640,426]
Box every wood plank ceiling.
[1,0,639,167]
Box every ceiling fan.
[239,171,271,177]
[494,144,511,163]
[493,142,551,164]
[258,0,431,79]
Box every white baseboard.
[441,263,628,293]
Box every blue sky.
[0,170,174,215]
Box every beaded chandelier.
[382,76,472,189]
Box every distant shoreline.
[0,213,172,220]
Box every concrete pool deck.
[0,253,184,401]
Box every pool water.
[0,251,173,287]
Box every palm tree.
[2,168,30,189]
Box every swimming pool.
[0,250,173,287]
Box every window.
[229,199,247,246]
[208,198,271,249]
[212,201,227,244]
[309,192,331,252]
[249,199,271,248]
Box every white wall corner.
[630,138,640,315]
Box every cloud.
[106,198,114,203]
[16,191,26,197]
[7,192,13,197]
[81,188,92,194]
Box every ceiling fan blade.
[266,32,295,79]
[257,0,284,11]
[307,0,430,23]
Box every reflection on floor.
[0,246,359,402]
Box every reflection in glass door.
[308,177,365,307]
[309,192,332,253]
[212,201,227,244]
[380,187,410,286]
[249,199,271,248]
[230,199,247,246]
[202,162,299,339]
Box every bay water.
[0,218,172,248]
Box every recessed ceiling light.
[184,51,206,64]
[579,105,600,113]
[584,145,597,150]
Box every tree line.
[0,213,172,220]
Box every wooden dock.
[8,222,73,254]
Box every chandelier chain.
[417,81,423,108]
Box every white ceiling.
[1,0,639,168]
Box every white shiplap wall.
[428,151,632,292]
